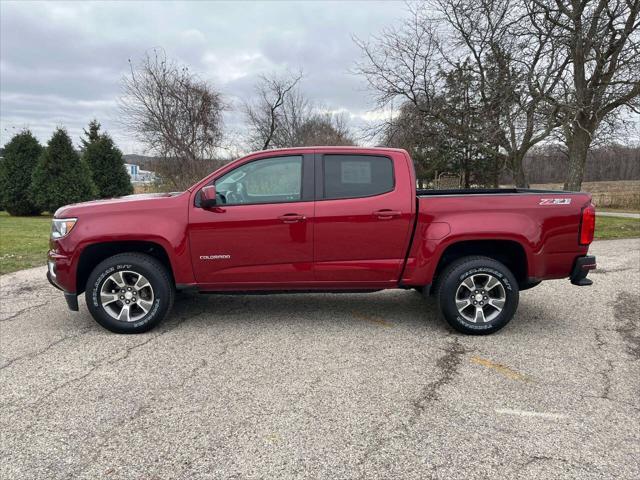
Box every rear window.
[323,155,394,199]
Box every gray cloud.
[1,0,407,153]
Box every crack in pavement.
[591,328,616,402]
[69,357,211,479]
[521,454,604,476]
[613,291,640,360]
[0,327,93,370]
[412,338,467,410]
[356,337,467,476]
[5,306,208,414]
[0,302,50,322]
[592,266,633,275]
[3,306,212,459]
[523,455,569,467]
[64,334,250,478]
[601,359,614,400]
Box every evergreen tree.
[80,119,101,151]
[0,130,43,215]
[84,132,133,198]
[31,128,97,212]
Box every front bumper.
[47,260,78,311]
[570,255,596,286]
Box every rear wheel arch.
[76,241,175,294]
[432,239,529,290]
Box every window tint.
[215,156,302,205]
[323,155,394,199]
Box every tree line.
[0,121,132,215]
[522,143,640,184]
[2,0,638,206]
[118,0,639,192]
[355,0,640,190]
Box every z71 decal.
[539,198,572,205]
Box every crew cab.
[47,147,596,335]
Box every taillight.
[579,204,596,245]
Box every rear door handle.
[278,213,306,223]
[373,209,402,220]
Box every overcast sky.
[1,0,411,154]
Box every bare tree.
[355,0,568,187]
[120,49,226,189]
[293,111,355,146]
[244,72,355,149]
[527,0,640,190]
[382,100,473,187]
[436,0,568,187]
[243,71,303,150]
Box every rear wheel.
[436,256,519,335]
[85,253,174,334]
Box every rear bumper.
[570,255,596,286]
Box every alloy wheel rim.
[100,270,154,322]
[455,273,506,323]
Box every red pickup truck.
[47,147,596,335]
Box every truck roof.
[245,146,410,156]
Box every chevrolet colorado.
[47,147,596,335]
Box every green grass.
[0,211,52,275]
[0,210,639,275]
[594,215,640,240]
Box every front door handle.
[373,209,401,220]
[278,213,306,223]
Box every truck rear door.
[313,151,415,284]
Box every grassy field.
[0,209,638,275]
[0,212,52,275]
[594,215,640,240]
[531,180,640,211]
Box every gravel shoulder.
[1,239,639,479]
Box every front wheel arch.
[76,241,175,294]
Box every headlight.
[51,218,77,239]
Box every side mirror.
[200,185,217,208]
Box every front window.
[214,155,303,205]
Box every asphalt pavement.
[1,238,639,479]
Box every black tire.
[436,256,519,335]
[85,253,174,334]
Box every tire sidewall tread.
[437,256,519,335]
[85,253,174,334]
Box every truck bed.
[417,188,573,196]
[401,189,593,287]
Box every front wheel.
[85,253,174,334]
[436,256,519,335]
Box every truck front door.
[189,154,315,288]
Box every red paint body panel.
[313,150,415,284]
[47,147,593,296]
[400,193,591,286]
[188,201,315,286]
[50,193,194,292]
